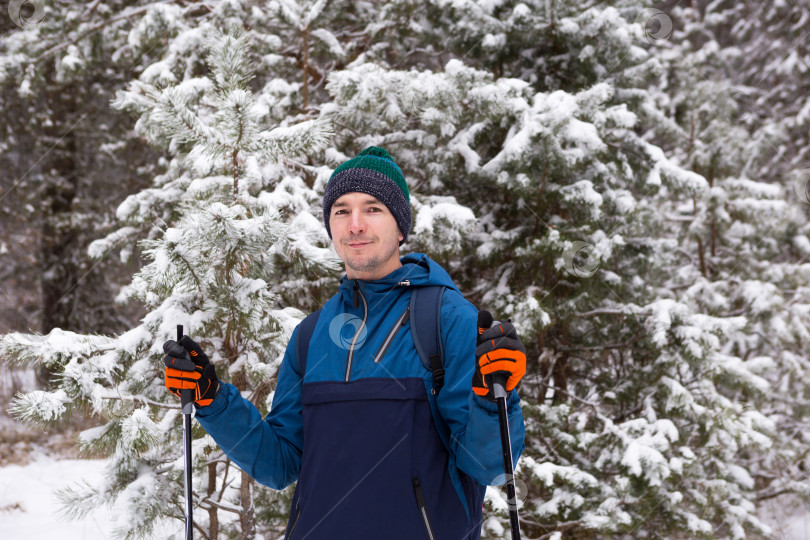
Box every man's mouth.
[347,242,371,248]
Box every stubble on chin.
[343,239,398,275]
[346,255,380,274]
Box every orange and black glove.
[163,335,219,407]
[472,310,527,401]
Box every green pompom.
[358,146,393,160]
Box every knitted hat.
[323,146,411,244]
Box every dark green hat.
[323,146,411,244]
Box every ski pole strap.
[410,286,445,395]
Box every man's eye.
[367,207,382,213]
[334,209,347,215]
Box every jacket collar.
[337,253,460,300]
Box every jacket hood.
[337,253,460,296]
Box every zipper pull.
[397,280,411,287]
[353,279,359,309]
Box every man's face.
[329,192,404,280]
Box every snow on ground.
[789,518,810,540]
[0,457,117,538]
[762,496,810,540]
[0,456,184,539]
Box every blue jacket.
[195,253,525,539]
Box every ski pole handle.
[164,329,197,372]
[481,317,510,399]
[479,316,521,540]
[177,325,194,411]
[490,372,509,399]
[171,324,197,540]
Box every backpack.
[295,286,446,395]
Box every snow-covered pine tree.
[83,0,363,315]
[2,29,333,539]
[645,1,810,531]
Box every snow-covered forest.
[2,0,810,538]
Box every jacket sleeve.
[436,292,525,486]
[193,326,304,490]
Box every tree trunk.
[229,340,256,538]
[552,322,569,404]
[240,469,256,539]
[697,235,707,277]
[301,24,310,110]
[39,89,80,334]
[208,462,219,539]
[36,83,82,386]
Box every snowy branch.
[576,308,629,318]
[201,497,244,515]
[101,394,181,410]
[33,0,188,65]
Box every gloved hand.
[163,335,219,407]
[472,311,527,401]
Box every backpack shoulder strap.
[409,286,445,395]
[296,308,322,376]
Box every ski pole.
[177,325,194,540]
[479,314,521,540]
[490,370,521,540]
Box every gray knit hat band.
[323,168,412,244]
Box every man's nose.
[348,210,366,234]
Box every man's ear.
[398,232,404,243]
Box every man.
[163,146,526,539]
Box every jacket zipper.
[286,506,301,539]
[345,280,368,381]
[373,307,410,363]
[412,477,437,540]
